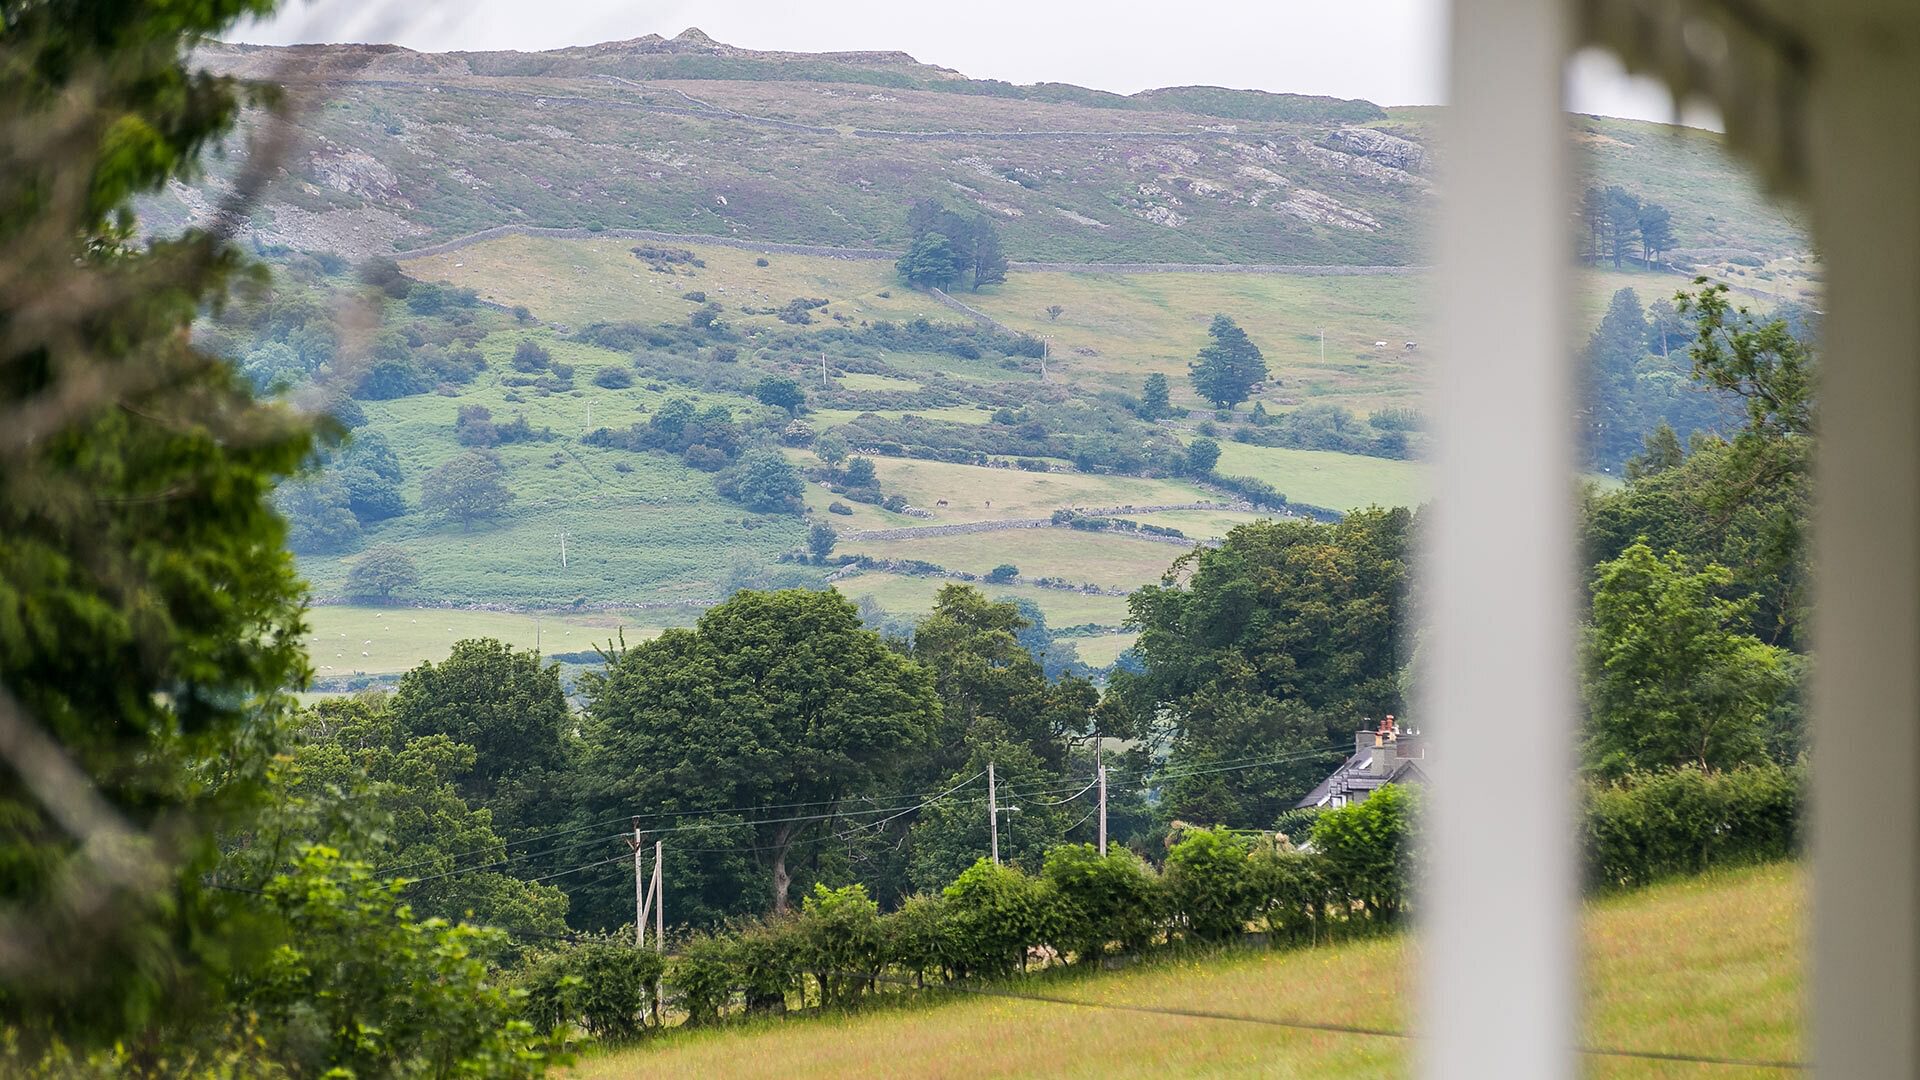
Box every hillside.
[587,862,1802,1079]
[178,30,1816,685]
[166,29,1807,268]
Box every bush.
[1163,827,1261,942]
[797,884,883,1005]
[940,859,1047,978]
[671,933,737,1026]
[1040,845,1161,961]
[512,340,553,372]
[880,894,950,985]
[1311,784,1418,923]
[987,564,1019,583]
[827,501,853,516]
[593,366,634,389]
[520,938,666,1042]
[1584,762,1801,890]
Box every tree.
[0,0,321,1051]
[1114,510,1413,824]
[842,456,878,487]
[754,374,806,414]
[1140,373,1173,420]
[1186,437,1222,475]
[391,638,573,838]
[273,696,570,936]
[808,522,838,560]
[421,450,515,527]
[969,214,1008,290]
[1637,202,1675,265]
[343,545,421,601]
[582,590,939,913]
[717,448,805,513]
[1603,185,1641,269]
[1581,288,1650,470]
[1188,315,1268,410]
[279,475,362,553]
[814,431,849,468]
[896,232,965,290]
[1584,543,1790,777]
[456,403,500,446]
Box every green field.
[1209,443,1426,511]
[586,862,1801,1079]
[830,456,1220,524]
[843,530,1184,592]
[305,605,682,677]
[1072,631,1139,667]
[830,571,1133,627]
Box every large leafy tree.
[895,232,965,290]
[1115,509,1413,823]
[421,449,514,526]
[581,590,939,914]
[1188,314,1268,410]
[264,695,570,938]
[343,544,420,601]
[390,638,573,841]
[1583,543,1790,778]
[0,0,321,1049]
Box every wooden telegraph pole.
[988,761,999,865]
[1097,762,1108,857]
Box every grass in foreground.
[581,862,1800,1079]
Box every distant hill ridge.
[202,27,1388,126]
[168,29,1804,265]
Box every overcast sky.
[233,0,1719,127]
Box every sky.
[233,0,1721,128]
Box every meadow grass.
[837,456,1219,524]
[1070,631,1139,667]
[842,530,1182,592]
[305,605,681,677]
[1112,508,1274,540]
[581,861,1801,1080]
[1209,443,1426,511]
[830,571,1132,627]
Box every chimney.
[1357,723,1376,759]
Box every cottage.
[1297,716,1428,809]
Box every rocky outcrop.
[1323,127,1430,174]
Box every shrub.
[940,859,1047,978]
[593,366,634,389]
[987,564,1019,583]
[797,884,883,1005]
[1040,845,1160,961]
[880,894,950,985]
[520,938,666,1042]
[1584,762,1801,890]
[828,501,853,516]
[513,340,553,372]
[1164,828,1263,942]
[671,933,737,1026]
[755,257,770,267]
[1311,784,1418,923]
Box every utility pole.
[534,617,541,653]
[1097,762,1108,857]
[1040,338,1049,381]
[631,826,664,949]
[1320,327,1326,365]
[650,838,663,1021]
[988,761,999,865]
[555,530,570,569]
[821,350,829,386]
[585,400,594,431]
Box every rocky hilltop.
[165,30,1804,265]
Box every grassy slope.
[585,862,1801,1079]
[306,605,682,677]
[842,530,1186,592]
